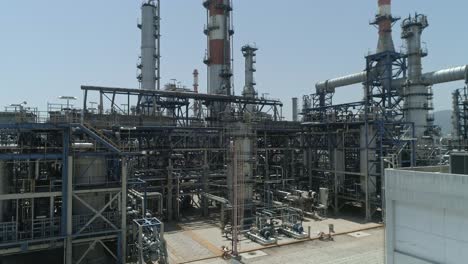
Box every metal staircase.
[78,122,121,153]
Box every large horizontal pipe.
[316,65,468,93]
[422,65,468,85]
[316,72,366,93]
[202,192,230,205]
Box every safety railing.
[0,217,61,244]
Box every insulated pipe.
[392,65,468,88]
[315,72,366,93]
[316,65,468,94]
[422,65,468,85]
[315,0,468,94]
[315,0,395,94]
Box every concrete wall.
[385,169,468,264]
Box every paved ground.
[187,228,384,264]
[164,216,384,264]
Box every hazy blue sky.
[0,0,466,119]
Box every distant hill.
[434,110,452,136]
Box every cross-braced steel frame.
[301,51,415,220]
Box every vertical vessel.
[138,0,161,90]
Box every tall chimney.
[374,0,396,53]
[203,0,233,118]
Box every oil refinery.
[0,0,467,263]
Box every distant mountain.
[434,110,452,136]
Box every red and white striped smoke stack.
[203,0,233,96]
[375,0,396,53]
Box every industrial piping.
[315,0,468,94]
[316,65,468,94]
[316,0,396,94]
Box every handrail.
[77,123,121,153]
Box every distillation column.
[452,90,461,142]
[225,45,258,227]
[203,0,233,116]
[241,45,258,112]
[235,45,258,209]
[193,69,201,118]
[401,14,430,138]
[138,0,161,90]
[292,98,298,122]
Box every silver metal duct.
[314,1,467,94]
[316,0,396,94]
[316,65,468,94]
[315,72,366,93]
[422,66,468,85]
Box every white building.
[385,165,468,264]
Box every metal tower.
[452,86,468,149]
[138,0,161,91]
[241,45,258,115]
[401,14,430,138]
[203,0,234,119]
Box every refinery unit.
[0,0,467,263]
